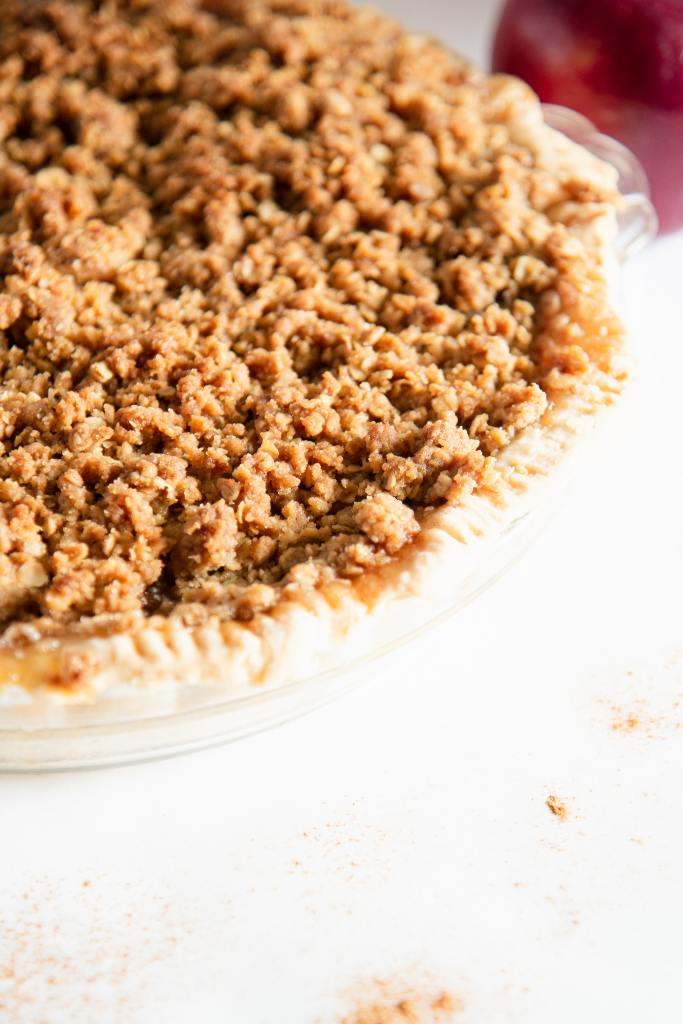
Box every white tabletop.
[2,3,682,1022]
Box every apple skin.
[492,0,683,234]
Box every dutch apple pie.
[0,0,624,701]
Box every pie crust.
[0,1,624,705]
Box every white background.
[2,1,683,1021]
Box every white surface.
[2,2,683,1021]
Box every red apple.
[492,0,683,234]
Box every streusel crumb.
[0,0,620,644]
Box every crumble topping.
[0,0,620,643]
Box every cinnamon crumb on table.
[546,795,568,820]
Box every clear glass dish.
[0,106,657,772]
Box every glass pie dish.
[0,106,657,772]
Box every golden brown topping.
[0,0,619,641]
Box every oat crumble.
[0,0,620,646]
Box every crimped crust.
[0,0,624,703]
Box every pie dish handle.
[542,103,659,262]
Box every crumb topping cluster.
[0,0,617,641]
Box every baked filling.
[0,0,622,659]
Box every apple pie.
[0,0,624,702]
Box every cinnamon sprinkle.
[338,983,462,1024]
[0,879,185,1022]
